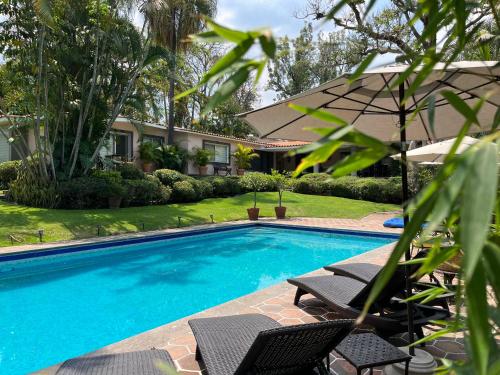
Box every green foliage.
[232,144,259,170]
[292,174,402,204]
[8,162,59,208]
[139,142,158,163]
[190,147,212,167]
[201,176,241,197]
[239,172,272,208]
[154,168,186,187]
[58,177,110,209]
[267,23,367,100]
[171,180,198,203]
[0,160,21,189]
[116,163,145,180]
[124,176,172,206]
[271,170,289,207]
[91,170,126,199]
[155,145,188,172]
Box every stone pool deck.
[30,213,466,375]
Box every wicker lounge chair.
[288,266,450,339]
[189,313,353,375]
[324,262,381,284]
[55,349,175,375]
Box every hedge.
[292,174,402,204]
[0,160,21,189]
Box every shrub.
[293,173,332,195]
[190,147,212,167]
[154,168,186,187]
[191,178,213,200]
[8,161,59,208]
[139,142,158,163]
[171,180,198,202]
[117,163,145,180]
[203,176,241,197]
[91,170,126,199]
[0,160,21,189]
[239,172,276,192]
[125,175,171,206]
[291,173,402,204]
[155,144,187,172]
[58,176,109,209]
[232,144,259,170]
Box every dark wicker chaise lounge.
[288,265,450,339]
[55,349,175,375]
[189,313,353,375]
[324,262,381,283]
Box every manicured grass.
[0,192,399,247]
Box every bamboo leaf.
[483,241,500,302]
[258,32,276,58]
[460,142,498,281]
[202,65,252,115]
[331,148,387,177]
[289,104,348,126]
[465,262,490,375]
[441,91,480,126]
[348,52,377,83]
[293,141,343,176]
[358,195,437,323]
[205,19,249,43]
[427,95,436,139]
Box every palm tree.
[141,0,217,144]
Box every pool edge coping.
[0,220,399,262]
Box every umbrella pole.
[399,82,416,356]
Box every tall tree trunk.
[167,7,177,145]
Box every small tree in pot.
[232,144,259,176]
[240,172,266,220]
[190,147,213,175]
[93,171,127,209]
[272,170,289,219]
[139,142,157,172]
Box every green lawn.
[0,192,399,247]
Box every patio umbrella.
[391,136,479,164]
[239,61,500,358]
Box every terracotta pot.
[275,206,287,219]
[199,165,208,176]
[108,197,122,209]
[142,162,154,173]
[247,207,260,220]
[237,169,245,176]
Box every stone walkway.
[32,213,467,375]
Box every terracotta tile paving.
[29,213,471,375]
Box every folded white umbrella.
[391,136,479,163]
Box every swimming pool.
[0,224,396,374]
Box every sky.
[215,0,397,106]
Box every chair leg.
[293,288,307,306]
[415,325,425,346]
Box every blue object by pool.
[383,217,405,228]
[0,225,395,375]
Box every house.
[0,116,397,176]
[0,116,310,175]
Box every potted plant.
[94,171,126,209]
[272,170,289,219]
[191,147,213,175]
[139,142,157,172]
[232,144,259,176]
[240,172,266,220]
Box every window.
[110,131,133,159]
[143,135,164,146]
[203,141,230,164]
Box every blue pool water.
[0,225,394,374]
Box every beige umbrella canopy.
[392,136,479,164]
[239,61,499,355]
[239,61,499,142]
